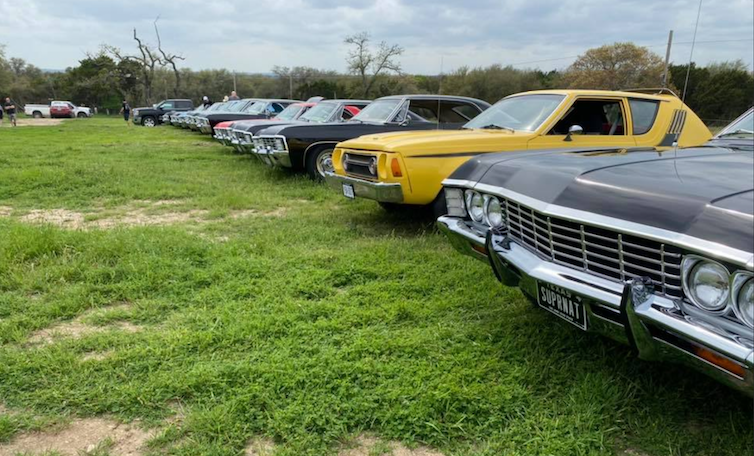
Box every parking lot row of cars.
[149,91,753,397]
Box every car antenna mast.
[674,0,703,180]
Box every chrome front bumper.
[437,215,754,396]
[324,172,404,203]
[253,148,291,168]
[199,124,213,134]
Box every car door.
[527,97,636,150]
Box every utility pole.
[233,71,237,93]
[662,30,673,88]
[289,73,293,99]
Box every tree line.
[0,39,751,126]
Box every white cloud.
[0,0,751,73]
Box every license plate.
[342,184,355,199]
[536,282,587,330]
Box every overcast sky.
[1,0,752,74]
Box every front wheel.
[77,112,87,118]
[141,116,156,127]
[305,146,335,181]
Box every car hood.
[455,146,754,254]
[339,128,533,156]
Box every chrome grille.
[258,137,279,151]
[343,153,377,179]
[504,199,683,298]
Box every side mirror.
[564,125,583,142]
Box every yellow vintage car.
[325,89,712,213]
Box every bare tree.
[154,16,185,96]
[344,32,403,97]
[102,29,161,104]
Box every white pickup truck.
[24,101,92,119]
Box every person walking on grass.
[120,99,131,125]
[3,98,17,127]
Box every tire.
[141,116,156,127]
[305,145,336,181]
[33,111,42,119]
[430,192,448,219]
[77,112,87,118]
[378,192,447,220]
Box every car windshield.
[351,99,402,123]
[275,104,305,121]
[244,102,268,114]
[300,102,339,123]
[463,94,565,131]
[716,109,753,138]
[227,101,250,112]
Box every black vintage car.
[133,98,194,127]
[197,99,301,135]
[224,99,371,152]
[437,108,754,395]
[252,94,491,180]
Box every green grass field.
[0,118,751,456]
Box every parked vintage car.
[24,101,92,118]
[213,101,316,147]
[172,104,211,128]
[197,99,301,135]
[436,108,754,395]
[252,94,491,180]
[133,99,194,127]
[191,101,245,131]
[324,89,712,215]
[228,100,369,153]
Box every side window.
[341,107,354,120]
[450,104,482,122]
[390,101,409,123]
[550,99,625,135]
[161,102,174,109]
[176,101,190,109]
[406,99,438,122]
[271,103,285,113]
[629,99,660,135]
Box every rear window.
[629,99,660,135]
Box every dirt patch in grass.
[339,435,444,456]
[4,118,66,127]
[4,201,290,229]
[244,437,277,456]
[0,417,151,456]
[28,303,141,346]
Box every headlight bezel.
[464,190,484,223]
[483,195,505,229]
[681,255,731,314]
[731,272,754,329]
[443,187,466,218]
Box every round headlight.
[734,278,754,328]
[686,261,730,311]
[484,196,505,228]
[465,190,484,222]
[368,157,377,175]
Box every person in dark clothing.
[3,98,16,127]
[120,100,131,123]
[0,103,4,126]
[202,96,212,108]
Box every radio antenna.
[681,0,704,104]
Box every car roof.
[377,94,490,105]
[507,89,680,101]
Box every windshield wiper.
[717,129,754,138]
[475,124,515,133]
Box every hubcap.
[144,118,155,127]
[316,150,334,177]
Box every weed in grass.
[0,119,751,456]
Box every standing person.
[228,91,239,100]
[0,102,4,127]
[120,99,131,124]
[3,98,16,127]
[202,96,212,108]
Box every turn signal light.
[694,346,746,378]
[390,158,402,177]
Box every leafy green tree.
[561,42,664,90]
